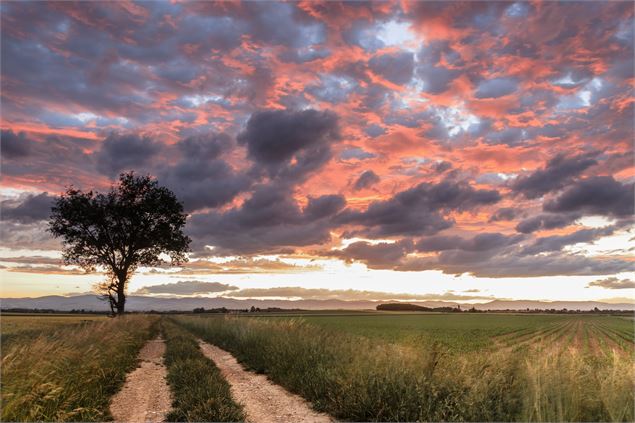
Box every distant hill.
[1,295,633,312]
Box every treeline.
[376,303,462,312]
[376,303,635,314]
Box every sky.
[1,1,634,304]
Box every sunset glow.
[1,1,633,305]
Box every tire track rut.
[198,340,333,423]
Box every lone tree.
[49,172,191,315]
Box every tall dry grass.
[1,315,158,422]
[175,315,634,422]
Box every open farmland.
[298,313,635,355]
[0,313,108,345]
[1,312,633,422]
[174,313,635,422]
[1,315,158,421]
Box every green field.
[176,313,635,421]
[1,312,633,422]
[298,313,635,354]
[1,313,107,334]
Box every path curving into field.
[110,337,172,423]
[198,340,333,423]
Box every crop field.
[1,315,158,421]
[175,313,635,422]
[0,314,110,348]
[1,313,107,339]
[298,313,635,355]
[1,312,633,422]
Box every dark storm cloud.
[511,153,597,199]
[353,170,380,191]
[416,233,524,253]
[160,158,251,212]
[544,176,634,217]
[178,133,233,160]
[397,250,633,278]
[95,133,162,176]
[586,277,635,290]
[237,109,340,181]
[416,65,460,94]
[1,130,31,158]
[368,52,415,85]
[304,195,346,220]
[188,184,339,255]
[520,226,617,256]
[159,133,251,211]
[2,192,55,223]
[327,240,414,269]
[134,280,239,295]
[339,179,500,237]
[515,213,580,234]
[489,207,520,223]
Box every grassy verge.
[162,318,245,422]
[174,316,522,421]
[1,315,158,422]
[174,315,634,422]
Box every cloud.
[237,109,340,181]
[96,133,162,176]
[0,221,61,250]
[134,280,239,295]
[416,233,524,252]
[159,133,251,211]
[489,207,520,222]
[1,130,31,159]
[160,257,321,275]
[474,77,518,99]
[587,277,635,289]
[515,213,580,234]
[397,251,633,278]
[339,178,500,237]
[520,226,616,255]
[1,192,55,223]
[1,1,634,286]
[369,51,415,85]
[511,153,597,199]
[188,184,340,255]
[353,170,380,191]
[544,176,634,217]
[432,161,453,174]
[327,240,414,269]
[340,147,376,161]
[226,286,495,301]
[304,194,346,220]
[416,65,460,94]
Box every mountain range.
[1,295,633,312]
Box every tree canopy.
[49,172,190,314]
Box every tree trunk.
[116,273,126,315]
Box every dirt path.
[198,340,333,423]
[110,338,172,423]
